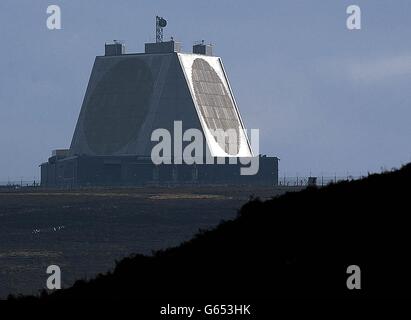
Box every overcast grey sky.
[1,0,411,181]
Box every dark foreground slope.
[15,164,411,299]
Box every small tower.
[156,16,167,43]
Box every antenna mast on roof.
[156,16,167,43]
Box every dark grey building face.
[41,40,279,187]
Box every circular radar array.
[191,58,241,155]
[84,59,154,154]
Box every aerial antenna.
[156,16,167,43]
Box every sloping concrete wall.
[69,53,201,157]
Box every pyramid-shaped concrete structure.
[40,40,278,187]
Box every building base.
[40,155,278,188]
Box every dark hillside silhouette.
[12,163,411,300]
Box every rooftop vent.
[193,40,213,56]
[105,40,125,56]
